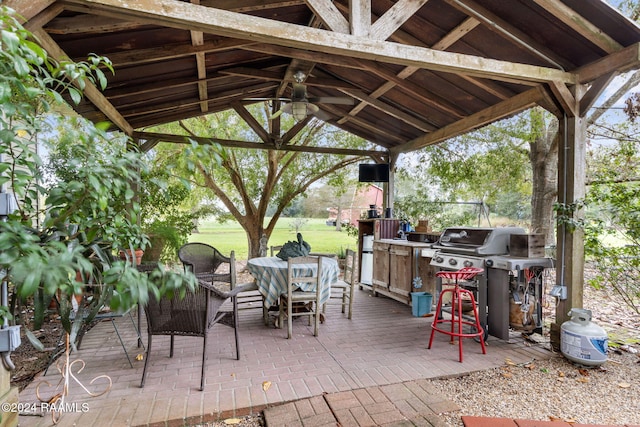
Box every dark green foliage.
[0,7,196,344]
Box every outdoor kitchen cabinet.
[357,219,399,288]
[372,239,435,305]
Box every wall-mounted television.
[358,163,389,182]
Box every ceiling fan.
[254,71,354,121]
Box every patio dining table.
[246,256,339,310]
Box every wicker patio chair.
[279,256,323,339]
[139,278,255,391]
[178,243,264,316]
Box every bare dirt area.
[9,313,65,392]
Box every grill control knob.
[463,260,474,267]
[485,259,494,268]
[448,258,457,266]
[434,256,444,263]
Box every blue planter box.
[411,292,433,317]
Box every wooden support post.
[550,110,586,350]
[385,152,398,216]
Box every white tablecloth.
[246,256,339,309]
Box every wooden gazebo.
[11,0,640,343]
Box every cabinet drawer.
[389,247,410,256]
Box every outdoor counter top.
[374,239,432,248]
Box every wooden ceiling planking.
[9,0,640,154]
[405,69,500,115]
[443,0,572,69]
[474,0,615,64]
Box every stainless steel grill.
[430,227,526,270]
[430,227,527,341]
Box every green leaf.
[13,56,29,76]
[68,87,82,105]
[24,329,45,352]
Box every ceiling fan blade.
[244,97,291,102]
[270,106,287,120]
[307,96,354,105]
[307,103,320,114]
[313,109,332,121]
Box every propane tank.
[561,308,608,366]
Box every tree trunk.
[246,224,267,259]
[529,115,558,246]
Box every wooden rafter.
[305,0,349,34]
[370,0,430,41]
[4,0,56,23]
[349,0,371,36]
[395,86,546,153]
[444,0,571,70]
[32,27,134,135]
[232,102,271,143]
[132,130,385,157]
[118,83,278,118]
[60,0,576,85]
[532,0,622,54]
[577,42,640,83]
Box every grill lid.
[433,227,526,256]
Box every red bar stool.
[428,267,486,362]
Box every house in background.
[326,184,383,226]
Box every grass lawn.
[189,217,357,260]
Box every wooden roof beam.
[306,0,350,33]
[232,102,271,143]
[220,67,355,90]
[96,38,255,68]
[4,0,55,23]
[338,14,479,124]
[43,14,146,34]
[576,42,640,84]
[358,60,467,119]
[350,0,371,37]
[106,75,274,101]
[119,83,279,118]
[60,0,576,85]
[132,130,386,157]
[319,104,406,145]
[33,27,134,135]
[200,0,305,13]
[532,0,622,54]
[394,86,546,153]
[370,0,430,41]
[445,0,571,70]
[339,88,437,133]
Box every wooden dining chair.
[279,256,323,339]
[270,245,283,256]
[324,249,356,319]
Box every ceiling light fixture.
[291,101,308,121]
[293,70,306,83]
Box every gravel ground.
[433,349,640,426]
[429,278,640,426]
[195,270,640,427]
